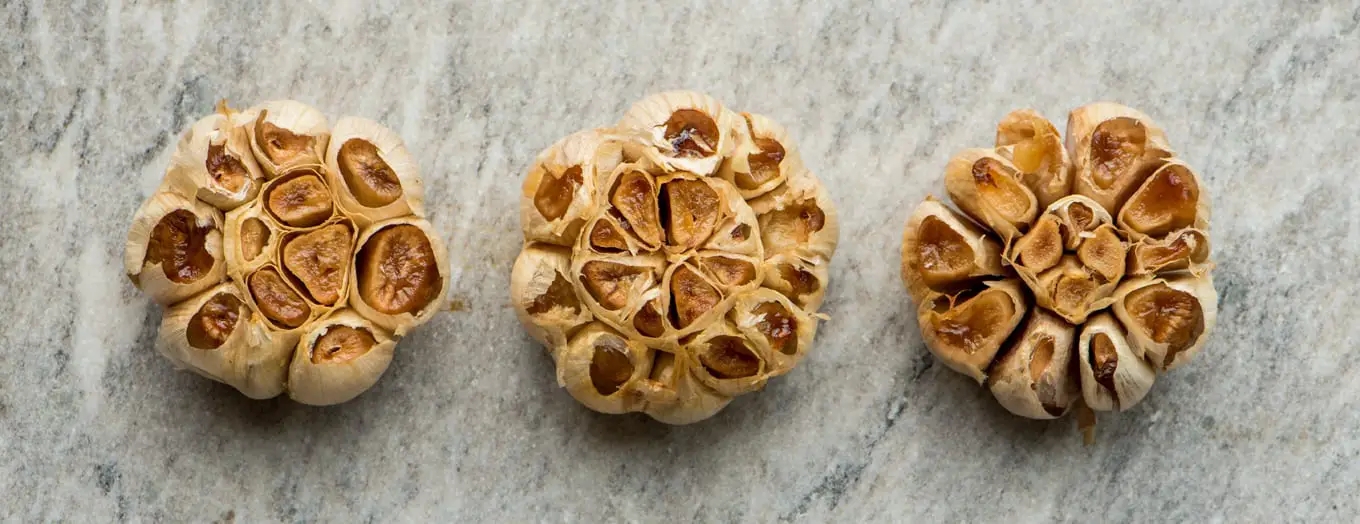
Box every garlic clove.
[642,351,733,424]
[324,116,426,227]
[279,218,356,312]
[570,252,666,331]
[682,318,769,396]
[661,261,729,337]
[601,163,665,250]
[556,322,653,414]
[157,282,293,399]
[702,181,763,258]
[988,309,1080,419]
[918,279,1028,384]
[901,197,1006,303]
[259,168,337,229]
[717,112,806,199]
[1045,195,1112,251]
[245,100,330,177]
[243,264,315,333]
[761,253,830,311]
[124,191,227,305]
[617,91,741,176]
[520,129,624,246]
[1127,228,1212,276]
[657,173,726,254]
[287,310,397,406]
[164,101,264,211]
[349,217,449,336]
[510,242,593,353]
[1066,102,1174,216]
[1010,195,1125,325]
[1077,313,1156,411]
[1111,273,1218,371]
[995,109,1071,210]
[752,168,839,262]
[223,201,282,283]
[1031,256,1120,325]
[944,148,1039,246]
[1116,160,1211,242]
[730,288,818,377]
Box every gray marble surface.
[2,1,1358,521]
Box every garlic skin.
[1111,273,1218,372]
[918,279,1028,384]
[348,217,450,337]
[521,129,624,246]
[1077,313,1156,412]
[510,242,593,352]
[287,310,397,406]
[617,91,741,176]
[124,191,227,305]
[1066,102,1173,215]
[901,197,1006,303]
[718,112,807,199]
[944,148,1039,246]
[157,283,294,399]
[246,100,331,177]
[642,353,733,425]
[164,104,264,211]
[750,168,840,262]
[988,309,1080,419]
[324,116,426,227]
[1127,228,1212,276]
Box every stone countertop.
[2,1,1358,521]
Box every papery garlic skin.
[1077,313,1156,412]
[325,117,426,227]
[1111,274,1218,372]
[288,310,397,406]
[511,243,593,352]
[158,283,294,399]
[124,191,227,305]
[944,148,1039,246]
[988,309,1079,419]
[718,112,807,200]
[164,105,264,211]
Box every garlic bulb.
[900,103,1218,441]
[288,310,397,406]
[125,99,447,404]
[158,282,293,399]
[124,191,227,305]
[325,116,427,226]
[512,92,838,424]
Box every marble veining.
[2,1,1358,521]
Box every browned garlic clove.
[1111,274,1218,371]
[124,191,227,305]
[761,252,830,311]
[349,218,449,336]
[511,243,594,352]
[944,148,1039,246]
[730,288,818,377]
[287,310,397,406]
[901,197,1006,303]
[1127,228,1212,276]
[718,112,806,199]
[1116,160,1211,242]
[570,253,666,331]
[988,309,1080,419]
[995,109,1071,210]
[260,168,336,229]
[243,264,315,333]
[1066,102,1173,215]
[683,319,769,396]
[918,279,1028,384]
[642,350,733,424]
[223,201,281,283]
[1077,313,1156,412]
[280,219,356,313]
[324,116,426,227]
[1009,195,1126,325]
[521,130,624,246]
[164,101,264,211]
[245,100,330,177]
[751,169,839,262]
[556,323,654,414]
[617,91,741,176]
[157,282,293,399]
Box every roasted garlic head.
[126,100,447,405]
[901,103,1216,441]
[513,92,838,424]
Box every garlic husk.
[124,190,227,305]
[278,216,357,319]
[918,279,1028,384]
[258,167,339,231]
[223,200,282,283]
[901,197,1006,303]
[349,217,450,336]
[1065,102,1174,216]
[995,109,1071,210]
[241,263,318,335]
[245,100,330,177]
[556,322,653,414]
[163,104,264,211]
[1116,160,1212,242]
[761,252,830,312]
[682,319,769,396]
[287,310,397,406]
[643,353,733,424]
[510,242,593,353]
[157,283,293,399]
[717,112,807,199]
[988,309,1080,419]
[1111,273,1218,371]
[1127,228,1212,276]
[730,288,818,377]
[520,129,625,246]
[323,116,426,227]
[751,167,839,262]
[944,148,1039,247]
[617,91,740,176]
[1077,313,1156,411]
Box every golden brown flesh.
[311,325,377,364]
[145,210,216,284]
[283,223,353,305]
[357,225,441,315]
[338,138,403,207]
[267,172,333,227]
[186,293,244,349]
[249,268,310,329]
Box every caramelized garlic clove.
[1116,160,1211,241]
[510,243,593,352]
[157,283,293,399]
[1031,256,1119,325]
[124,191,227,305]
[995,109,1070,209]
[988,309,1080,419]
[682,319,769,396]
[901,197,1006,303]
[694,251,763,296]
[918,279,1028,384]
[944,148,1039,245]
[1066,102,1173,215]
[752,169,839,262]
[557,322,653,414]
[287,310,397,406]
[761,253,830,311]
[1077,313,1155,412]
[1046,195,1112,250]
[571,253,666,329]
[349,218,449,336]
[1127,228,1212,276]
[324,116,426,227]
[1111,274,1218,371]
[617,91,740,176]
[280,219,356,312]
[603,164,665,249]
[730,288,817,377]
[260,168,336,229]
[658,174,725,254]
[662,262,728,336]
[718,112,806,199]
[244,264,315,332]
[164,101,264,211]
[520,129,624,246]
[223,201,281,283]
[245,100,330,177]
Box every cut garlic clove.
[730,288,817,377]
[124,191,227,305]
[245,100,330,177]
[683,319,769,396]
[1077,313,1156,412]
[243,264,316,333]
[918,279,1028,384]
[617,91,740,176]
[944,148,1039,245]
[1031,256,1120,325]
[279,218,355,313]
[693,251,763,296]
[761,253,830,311]
[510,242,593,352]
[702,184,763,258]
[349,217,449,336]
[556,322,653,414]
[157,283,292,399]
[324,116,426,227]
[995,109,1070,210]
[1116,160,1211,241]
[521,130,624,246]
[657,173,726,254]
[1046,194,1112,250]
[570,252,666,329]
[223,201,281,283]
[260,168,337,229]
[988,309,1080,419]
[642,351,733,424]
[752,170,839,262]
[718,112,806,199]
[601,163,665,250]
[164,101,264,211]
[1111,273,1218,372]
[901,197,1006,303]
[1066,102,1174,215]
[1127,228,1212,276]
[287,310,397,406]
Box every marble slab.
[2,0,1358,521]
